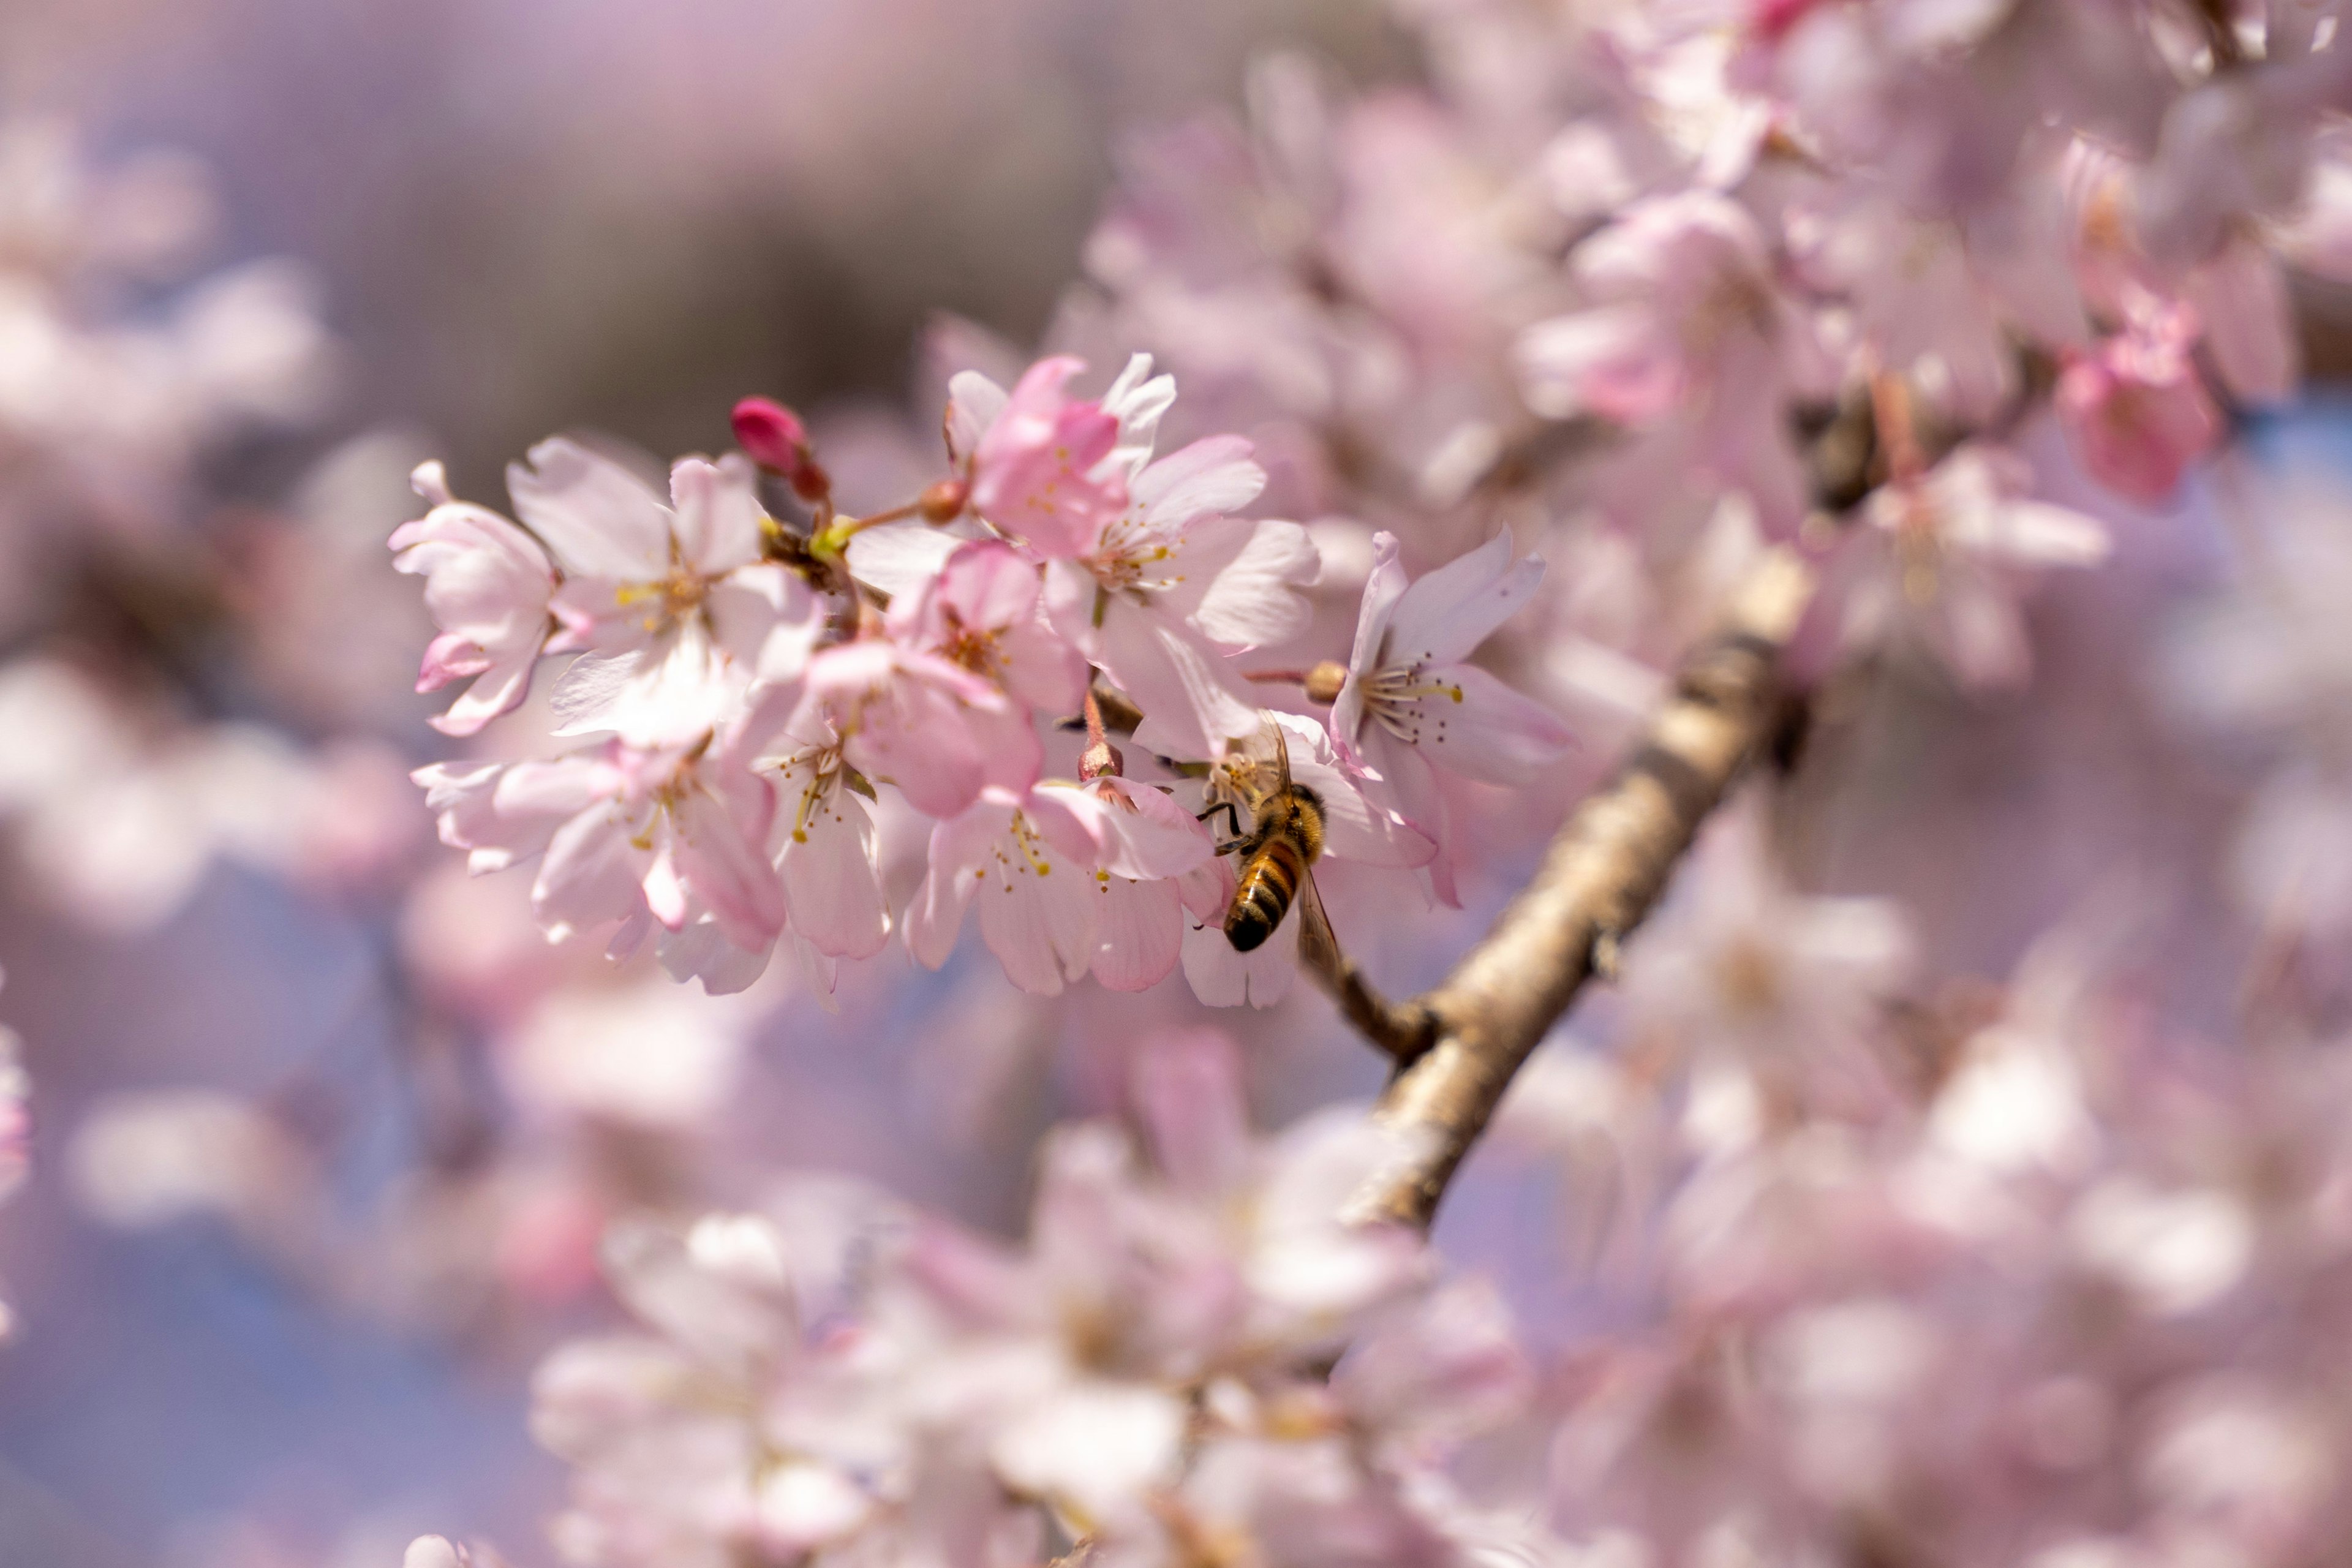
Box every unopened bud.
[917,478,968,524]
[1303,660,1349,705]
[1079,739,1125,780]
[731,397,828,500]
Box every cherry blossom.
[489,1031,1489,1567]
[963,355,1128,556]
[1828,441,2111,688]
[960,352,1320,758]
[756,713,891,962]
[1078,773,1218,992]
[1332,530,1575,902]
[110,3,2352,1561]
[390,460,561,736]
[1518,190,1830,531]
[903,783,1109,996]
[416,736,783,992]
[792,636,1039,819]
[2056,295,2223,505]
[531,1197,914,1568]
[1618,797,1915,1117]
[518,440,821,743]
[884,537,1087,718]
[729,394,826,498]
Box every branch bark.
[1344,547,1817,1230]
[1298,892,1434,1064]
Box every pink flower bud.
[2055,328,2219,505]
[733,397,829,500]
[1751,0,1825,39]
[1303,660,1349,706]
[918,478,969,524]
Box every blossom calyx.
[1079,737,1125,780]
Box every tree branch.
[1346,547,1816,1230]
[1297,893,1434,1065]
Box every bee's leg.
[1197,801,1245,844]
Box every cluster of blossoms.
[374,2,2352,1566]
[414,819,2352,1568]
[13,0,2352,1562]
[500,1031,1539,1567]
[1393,810,2352,1568]
[0,121,374,1378]
[0,117,330,587]
[399,353,1572,1001]
[1071,0,2352,693]
[0,118,405,935]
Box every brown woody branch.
[1297,894,1434,1064]
[1328,548,1817,1231]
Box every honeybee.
[1202,715,1329,953]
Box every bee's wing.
[1254,710,1294,796]
[1295,854,1338,966]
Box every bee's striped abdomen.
[1224,834,1306,952]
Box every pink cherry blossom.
[415,737,784,991]
[902,772,1216,997]
[729,394,825,498]
[2056,296,2222,505]
[129,8,2352,1559]
[2185,232,2299,407]
[510,438,820,743]
[793,636,1038,819]
[390,461,560,737]
[903,783,1108,995]
[891,1031,1433,1531]
[964,355,1127,558]
[1080,773,1218,992]
[1830,441,2111,688]
[1518,190,1826,530]
[885,537,1087,717]
[1139,1049,1432,1345]
[499,1035,1469,1566]
[1332,530,1574,903]
[756,713,890,961]
[1786,188,2079,421]
[1619,797,1915,1115]
[964,353,1319,759]
[532,1198,913,1567]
